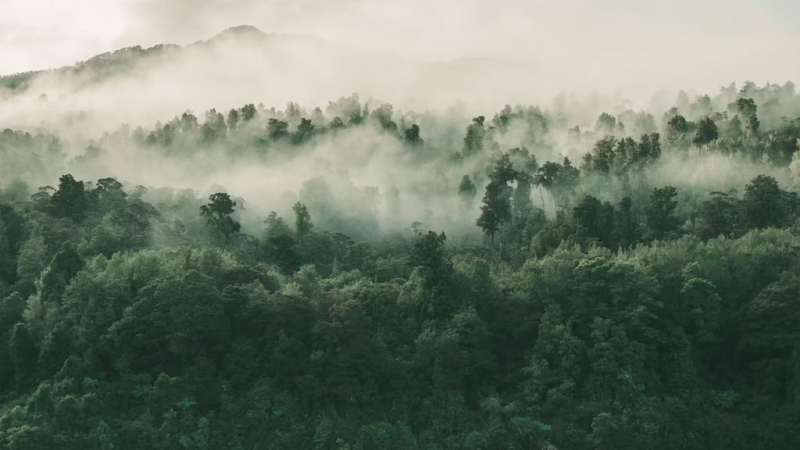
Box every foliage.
[2,82,800,448]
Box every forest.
[1,79,800,449]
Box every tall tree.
[50,174,87,222]
[645,186,681,239]
[696,191,740,239]
[693,117,719,150]
[463,116,486,157]
[200,193,241,241]
[734,97,760,137]
[293,202,314,237]
[614,197,641,249]
[741,175,794,229]
[666,114,692,149]
[573,195,615,248]
[477,155,516,242]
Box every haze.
[3,0,799,95]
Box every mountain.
[0,44,180,95]
[0,26,275,95]
[0,26,547,133]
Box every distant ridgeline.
[0,44,180,95]
[0,25,269,96]
[0,80,800,449]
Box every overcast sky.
[1,0,798,93]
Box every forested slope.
[1,81,800,449]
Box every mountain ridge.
[0,26,275,93]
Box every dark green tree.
[573,195,616,248]
[0,203,25,285]
[292,202,313,237]
[534,158,580,210]
[292,118,315,144]
[8,323,37,391]
[512,171,535,221]
[696,191,740,239]
[227,108,240,130]
[666,114,692,148]
[200,193,241,241]
[410,231,450,292]
[50,174,88,221]
[614,197,641,249]
[267,118,289,140]
[477,156,516,243]
[463,116,486,157]
[241,103,257,121]
[693,117,719,149]
[404,124,424,147]
[741,175,793,229]
[645,186,681,239]
[734,97,760,137]
[40,241,83,304]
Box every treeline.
[48,80,798,166]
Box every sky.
[1,0,799,93]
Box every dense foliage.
[1,80,800,449]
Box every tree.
[328,116,345,130]
[264,212,298,273]
[110,270,226,375]
[0,203,25,285]
[50,174,87,221]
[512,171,535,221]
[90,177,127,214]
[0,293,25,394]
[696,191,740,239]
[458,175,477,208]
[8,323,37,391]
[477,156,516,243]
[267,118,289,140]
[201,109,227,143]
[666,115,692,148]
[200,193,241,241]
[227,108,240,131]
[678,275,721,344]
[582,137,616,175]
[477,181,513,244]
[741,175,791,229]
[734,97,760,137]
[293,202,314,237]
[573,195,615,248]
[40,241,83,304]
[371,103,398,133]
[693,117,718,149]
[645,186,681,238]
[410,231,450,291]
[507,146,538,175]
[595,112,617,135]
[534,158,580,210]
[463,116,486,157]
[633,133,661,169]
[614,197,641,249]
[292,118,315,144]
[404,124,424,147]
[241,103,257,121]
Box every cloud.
[1,0,799,101]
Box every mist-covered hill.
[0,26,546,135]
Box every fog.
[2,0,799,240]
